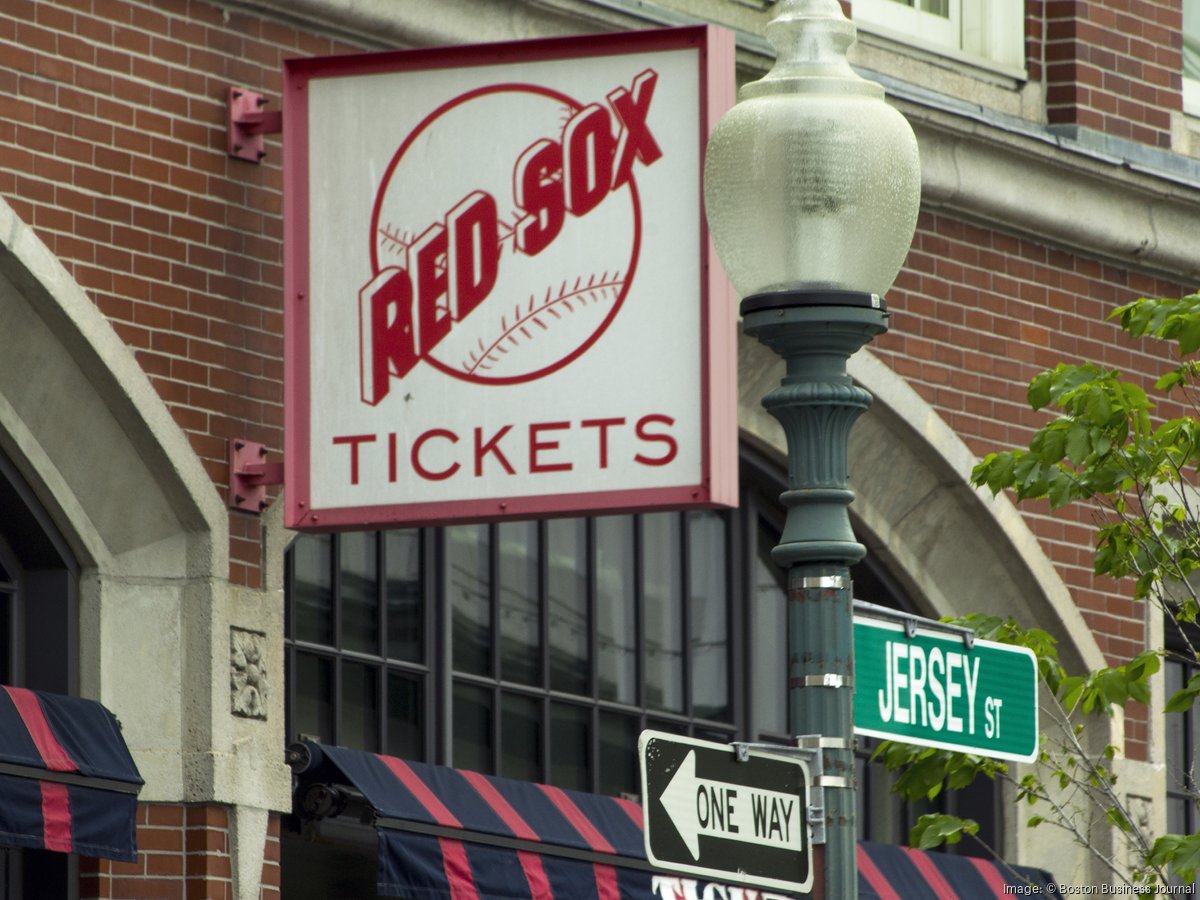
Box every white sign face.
[284,28,737,530]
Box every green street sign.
[853,616,1039,762]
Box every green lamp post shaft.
[743,301,889,899]
[702,0,920,892]
[790,565,856,897]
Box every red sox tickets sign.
[284,27,736,530]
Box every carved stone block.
[231,626,268,720]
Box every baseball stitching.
[459,271,625,375]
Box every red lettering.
[412,429,460,481]
[581,417,626,468]
[514,139,565,257]
[607,70,662,189]
[634,414,677,466]
[359,268,418,405]
[529,421,573,473]
[359,72,660,399]
[563,104,614,217]
[410,224,450,356]
[474,426,516,477]
[448,191,499,322]
[333,434,377,484]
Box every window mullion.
[490,523,501,775]
[741,492,758,741]
[332,536,343,746]
[589,703,600,794]
[730,494,747,742]
[539,522,551,783]
[587,518,598,703]
[680,511,693,727]
[587,519,599,789]
[542,696,549,787]
[538,521,548,691]
[435,527,452,766]
[633,515,645,712]
[377,532,387,753]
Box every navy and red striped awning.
[0,685,142,862]
[293,741,1056,899]
[858,841,1055,899]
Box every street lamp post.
[703,1,921,896]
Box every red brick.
[110,877,186,899]
[144,804,186,828]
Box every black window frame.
[284,508,739,797]
[1165,614,1200,838]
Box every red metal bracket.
[229,440,284,513]
[226,87,282,163]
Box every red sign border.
[283,26,737,532]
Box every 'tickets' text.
[331,413,678,485]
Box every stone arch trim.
[738,329,1105,677]
[0,196,226,579]
[0,196,234,801]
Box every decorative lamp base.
[740,289,886,316]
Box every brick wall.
[874,210,1194,760]
[0,0,363,588]
[260,815,281,900]
[1041,0,1184,147]
[78,804,279,900]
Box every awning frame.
[288,741,1061,900]
[0,760,141,795]
[297,778,660,874]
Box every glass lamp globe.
[703,0,921,300]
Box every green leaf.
[1061,676,1085,711]
[1107,806,1132,833]
[1030,424,1068,464]
[1149,832,1200,883]
[1027,372,1053,410]
[1165,674,1200,714]
[909,814,979,850]
[1064,424,1092,466]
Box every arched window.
[0,450,78,898]
[283,445,996,849]
[285,508,736,794]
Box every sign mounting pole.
[739,304,886,898]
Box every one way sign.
[639,731,812,894]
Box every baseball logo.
[358,73,662,405]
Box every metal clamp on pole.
[729,735,841,846]
[796,673,854,688]
[794,735,827,847]
[794,735,853,751]
[801,574,847,590]
[853,598,977,649]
